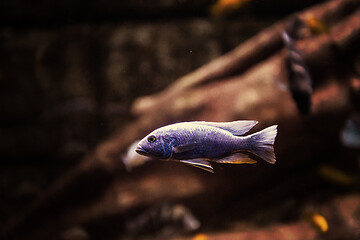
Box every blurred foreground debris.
[172,194,360,240]
[318,164,358,186]
[308,213,329,233]
[59,226,89,240]
[175,222,317,240]
[121,140,152,171]
[209,0,252,18]
[125,203,200,238]
[1,0,360,239]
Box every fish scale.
[173,125,238,159]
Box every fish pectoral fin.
[192,120,258,136]
[173,143,198,154]
[215,153,257,164]
[179,159,214,173]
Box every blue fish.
[341,116,360,148]
[282,20,313,115]
[136,120,278,172]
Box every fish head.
[136,130,175,159]
[122,140,152,171]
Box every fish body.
[136,120,277,172]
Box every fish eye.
[147,135,156,143]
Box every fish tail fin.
[247,125,278,164]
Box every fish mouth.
[136,146,150,156]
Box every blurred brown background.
[1,0,360,239]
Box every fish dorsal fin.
[179,159,214,173]
[192,120,258,136]
[216,152,257,164]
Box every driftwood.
[131,0,360,116]
[1,0,360,239]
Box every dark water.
[1,0,359,239]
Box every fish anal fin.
[187,164,214,173]
[179,159,214,173]
[215,153,257,164]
